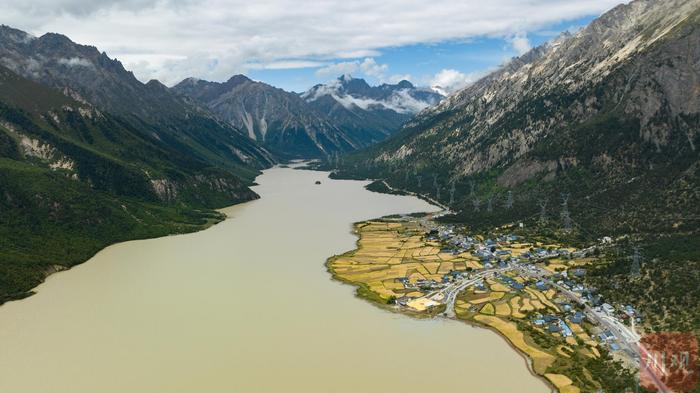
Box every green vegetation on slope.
[0,157,225,303]
[0,64,266,304]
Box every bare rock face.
[0,25,275,170]
[173,75,356,158]
[150,179,180,201]
[172,75,443,158]
[334,0,700,237]
[496,160,558,188]
[367,0,700,179]
[302,75,443,142]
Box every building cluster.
[407,220,643,357]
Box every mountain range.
[2,0,698,333]
[302,75,443,148]
[331,0,700,341]
[173,74,443,158]
[0,24,443,302]
[337,0,699,237]
[0,25,278,302]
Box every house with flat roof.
[570,311,585,324]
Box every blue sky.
[2,0,624,93]
[245,16,595,92]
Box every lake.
[0,166,549,392]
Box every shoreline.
[325,219,559,393]
[3,165,555,392]
[459,314,558,393]
[0,201,238,308]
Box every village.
[328,216,644,392]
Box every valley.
[326,7,700,390]
[0,0,698,392]
[0,167,551,393]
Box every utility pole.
[539,198,548,225]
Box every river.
[0,166,549,393]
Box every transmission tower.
[560,193,572,232]
[486,197,494,213]
[472,197,481,212]
[505,191,514,209]
[417,174,422,188]
[436,182,441,200]
[469,181,476,197]
[538,198,548,225]
[630,247,642,277]
[449,181,456,206]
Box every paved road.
[437,268,509,318]
[379,180,451,211]
[514,264,642,359]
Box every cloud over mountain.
[1,0,627,85]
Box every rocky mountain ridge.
[302,75,443,143]
[381,0,699,178]
[173,74,443,158]
[173,75,359,158]
[0,26,273,304]
[0,25,274,170]
[336,0,699,237]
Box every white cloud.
[57,56,94,67]
[316,61,361,77]
[508,33,531,55]
[302,79,432,114]
[429,69,480,95]
[316,57,389,81]
[358,58,388,80]
[1,0,628,85]
[248,60,327,70]
[388,74,413,84]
